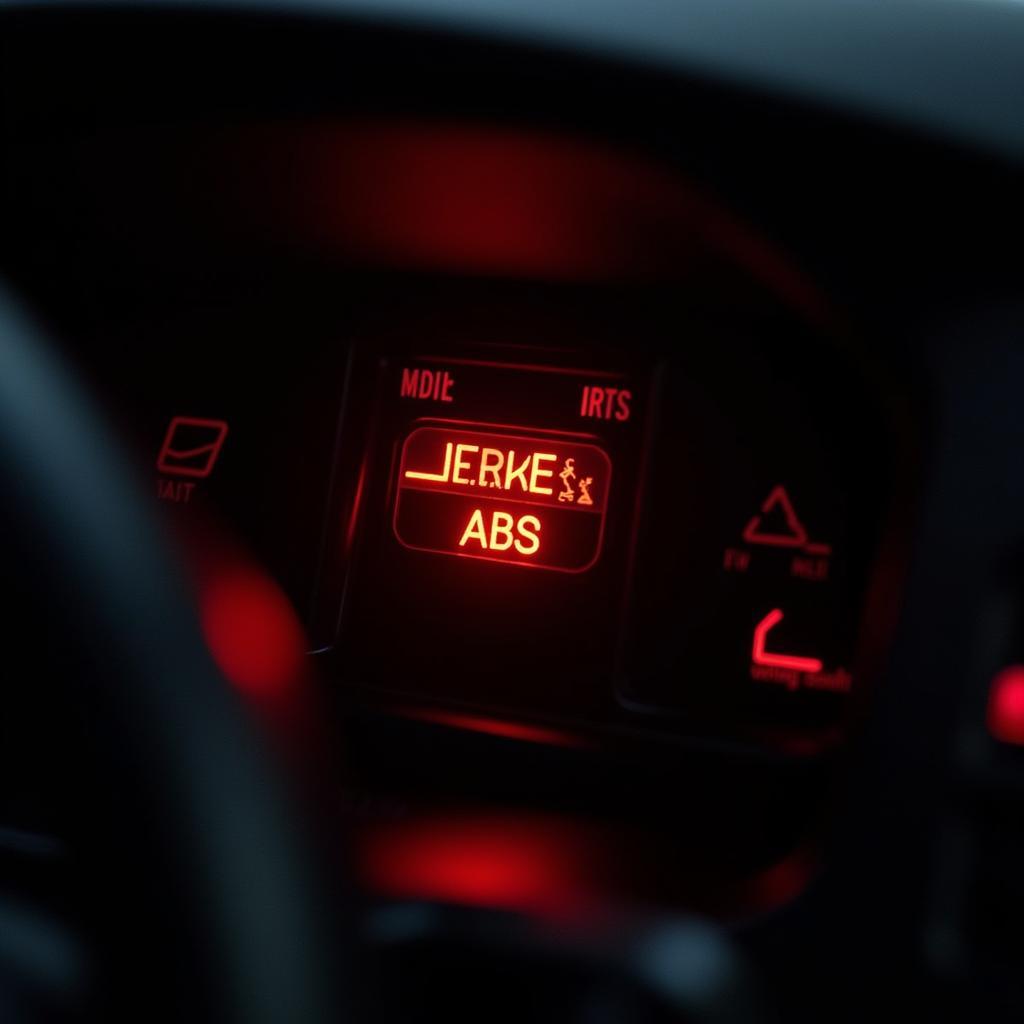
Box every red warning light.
[743,486,807,548]
[751,608,823,674]
[987,666,1024,746]
[743,485,832,556]
[393,426,611,572]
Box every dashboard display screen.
[394,427,611,571]
[322,297,648,716]
[315,281,898,747]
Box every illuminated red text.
[406,442,557,495]
[394,427,610,572]
[579,386,631,422]
[400,367,455,403]
[459,509,541,554]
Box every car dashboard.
[2,3,1024,1021]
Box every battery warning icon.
[394,426,611,572]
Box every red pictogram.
[157,416,229,479]
[742,485,833,556]
[751,608,823,674]
[743,485,807,548]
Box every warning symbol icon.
[742,485,831,555]
[743,485,807,548]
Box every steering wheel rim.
[0,283,343,1022]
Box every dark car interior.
[2,1,1023,1020]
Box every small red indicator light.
[157,416,229,479]
[743,485,832,556]
[743,486,807,548]
[752,608,823,674]
[393,426,611,572]
[987,666,1024,746]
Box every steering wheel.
[0,282,343,1022]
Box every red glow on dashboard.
[200,565,305,697]
[987,665,1024,745]
[400,708,588,749]
[361,815,594,920]
[345,456,369,556]
[232,121,832,319]
[421,417,601,441]
[317,127,650,281]
[419,356,624,380]
[752,608,823,674]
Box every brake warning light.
[393,427,611,571]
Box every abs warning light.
[393,426,611,571]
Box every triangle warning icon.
[742,485,808,548]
